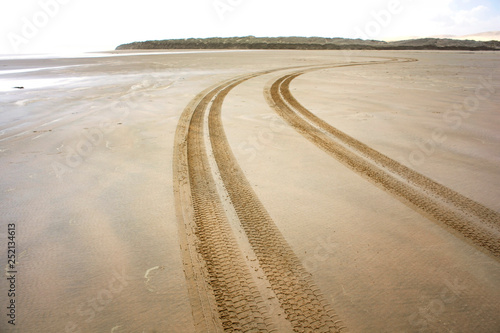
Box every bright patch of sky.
[1,0,498,54]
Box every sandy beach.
[1,50,499,332]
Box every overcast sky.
[1,0,499,54]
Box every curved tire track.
[209,77,345,332]
[265,61,500,259]
[174,62,394,331]
[174,78,273,332]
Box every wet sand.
[0,50,499,332]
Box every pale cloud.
[379,0,498,38]
[451,5,487,25]
[436,3,497,35]
[0,0,498,54]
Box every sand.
[0,50,499,332]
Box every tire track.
[173,85,225,332]
[209,78,346,332]
[275,66,500,229]
[265,62,500,259]
[174,78,274,332]
[175,62,391,331]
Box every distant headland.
[116,36,500,51]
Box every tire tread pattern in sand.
[174,80,274,332]
[265,61,500,259]
[210,78,345,332]
[174,68,348,332]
